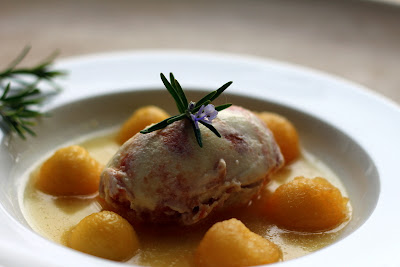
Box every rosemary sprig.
[141,73,232,147]
[0,46,65,139]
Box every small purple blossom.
[190,104,218,129]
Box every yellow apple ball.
[195,218,281,267]
[257,112,300,164]
[67,211,139,261]
[36,145,103,196]
[117,105,170,144]
[265,176,349,232]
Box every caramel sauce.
[22,132,350,266]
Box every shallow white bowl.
[0,51,399,266]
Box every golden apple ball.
[67,211,139,261]
[118,105,170,144]
[265,177,349,232]
[195,218,281,267]
[36,145,103,196]
[257,112,300,164]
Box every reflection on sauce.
[22,132,350,266]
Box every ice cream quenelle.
[100,105,284,225]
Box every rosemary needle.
[0,46,65,139]
[141,73,232,147]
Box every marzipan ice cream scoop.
[100,106,284,225]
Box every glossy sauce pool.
[22,130,351,267]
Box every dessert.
[21,73,352,266]
[100,105,284,225]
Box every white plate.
[1,50,399,266]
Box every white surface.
[1,51,400,266]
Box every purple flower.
[190,104,218,129]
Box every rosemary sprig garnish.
[140,73,232,147]
[0,46,65,139]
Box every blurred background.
[1,0,399,104]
